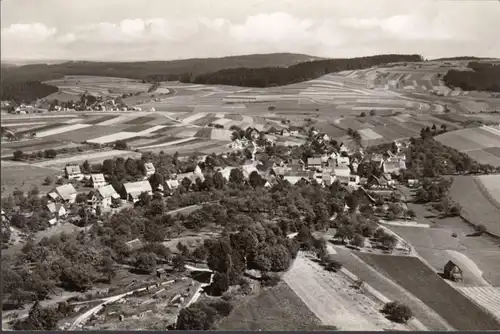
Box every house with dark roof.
[443,261,463,282]
[65,164,83,181]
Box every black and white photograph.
[1,0,500,331]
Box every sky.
[1,0,499,61]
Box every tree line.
[443,62,500,93]
[184,54,423,87]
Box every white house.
[144,162,156,178]
[334,166,351,185]
[91,173,106,189]
[65,165,83,181]
[337,156,350,168]
[123,181,153,203]
[49,184,77,203]
[46,203,67,220]
[89,184,120,209]
[281,128,290,137]
[307,157,322,170]
[165,179,180,194]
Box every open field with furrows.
[435,126,500,167]
[217,282,328,331]
[327,247,453,330]
[44,76,152,98]
[1,162,62,195]
[357,253,500,330]
[448,175,500,237]
[456,287,500,321]
[283,252,409,331]
[31,149,142,168]
[137,139,230,156]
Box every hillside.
[0,53,322,85]
[185,54,424,87]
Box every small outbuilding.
[443,260,463,282]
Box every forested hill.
[0,53,322,85]
[0,81,59,104]
[443,62,500,93]
[184,54,424,87]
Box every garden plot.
[36,123,92,138]
[457,287,500,321]
[359,128,383,140]
[357,253,500,330]
[283,252,409,331]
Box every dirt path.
[283,252,409,331]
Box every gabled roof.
[166,179,180,190]
[91,173,105,183]
[123,181,152,196]
[47,202,64,214]
[334,166,351,177]
[98,184,120,199]
[307,157,322,165]
[283,176,307,185]
[65,165,81,175]
[55,184,77,201]
[144,162,155,172]
[125,238,144,251]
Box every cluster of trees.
[0,81,58,104]
[443,62,500,93]
[419,124,448,139]
[404,137,498,178]
[13,149,57,161]
[187,55,423,87]
[176,299,233,330]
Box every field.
[457,287,500,321]
[1,161,62,195]
[475,174,500,207]
[435,126,500,167]
[448,175,500,237]
[217,282,326,331]
[356,253,500,330]
[283,252,409,331]
[31,150,142,168]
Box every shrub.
[324,258,342,272]
[261,273,281,287]
[382,301,413,323]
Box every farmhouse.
[307,157,322,170]
[65,164,84,181]
[281,128,290,137]
[443,261,464,282]
[91,173,106,189]
[89,185,120,209]
[165,180,180,194]
[334,166,351,185]
[49,184,77,203]
[144,162,156,178]
[382,160,406,175]
[46,203,67,220]
[123,181,153,203]
[247,127,260,140]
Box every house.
[283,175,308,185]
[90,185,120,209]
[348,175,360,186]
[123,181,153,203]
[51,184,77,203]
[46,203,67,220]
[408,179,419,188]
[218,166,237,181]
[91,173,106,189]
[443,261,463,282]
[144,162,156,178]
[307,157,322,170]
[125,238,144,252]
[337,156,350,168]
[281,128,290,137]
[289,128,300,136]
[165,180,180,194]
[65,164,83,181]
[247,127,260,140]
[382,161,403,175]
[334,166,351,185]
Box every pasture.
[357,253,500,330]
[217,282,325,331]
[448,176,500,237]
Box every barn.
[443,260,463,282]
